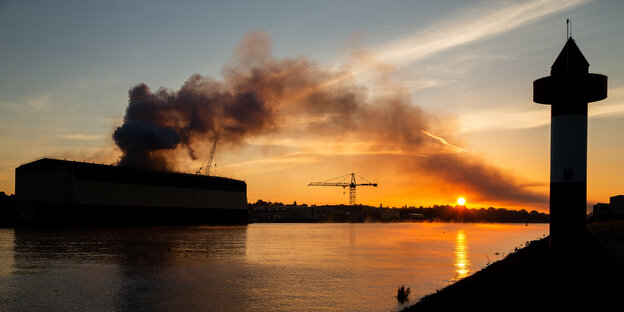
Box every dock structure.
[15,158,248,226]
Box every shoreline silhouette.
[401,220,624,310]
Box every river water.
[0,223,547,311]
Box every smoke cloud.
[113,30,546,206]
[417,154,547,205]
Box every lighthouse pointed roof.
[551,37,589,76]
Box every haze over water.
[0,223,547,311]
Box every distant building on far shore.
[610,195,624,218]
[593,203,610,219]
[592,195,624,221]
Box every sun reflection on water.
[454,229,470,280]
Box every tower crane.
[197,129,220,176]
[308,172,377,206]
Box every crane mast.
[308,172,377,205]
[197,129,220,176]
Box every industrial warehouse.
[14,158,248,226]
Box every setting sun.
[457,197,466,206]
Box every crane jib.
[308,172,378,205]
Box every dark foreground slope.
[403,222,624,311]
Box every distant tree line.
[399,205,549,223]
[249,200,549,223]
[249,200,307,207]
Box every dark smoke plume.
[113,120,180,170]
[113,30,546,206]
[113,66,275,171]
[418,154,547,205]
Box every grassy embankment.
[402,221,624,311]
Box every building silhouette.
[15,158,248,226]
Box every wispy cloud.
[24,94,51,110]
[0,94,52,112]
[57,133,107,141]
[333,0,589,96]
[422,130,469,153]
[374,0,590,66]
[459,86,624,133]
[460,105,550,133]
[589,87,624,118]
[591,102,624,118]
[221,152,318,169]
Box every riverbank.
[402,221,624,310]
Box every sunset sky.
[1,0,624,211]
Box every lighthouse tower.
[533,37,607,252]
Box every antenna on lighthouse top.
[566,19,571,39]
[566,19,570,74]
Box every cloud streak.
[374,0,590,66]
[458,86,624,134]
[318,0,591,109]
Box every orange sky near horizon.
[2,0,624,214]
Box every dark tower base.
[549,182,586,252]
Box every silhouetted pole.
[534,37,607,252]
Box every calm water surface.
[0,223,547,311]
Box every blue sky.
[2,0,624,209]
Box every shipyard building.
[15,158,248,226]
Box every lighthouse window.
[563,168,573,181]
